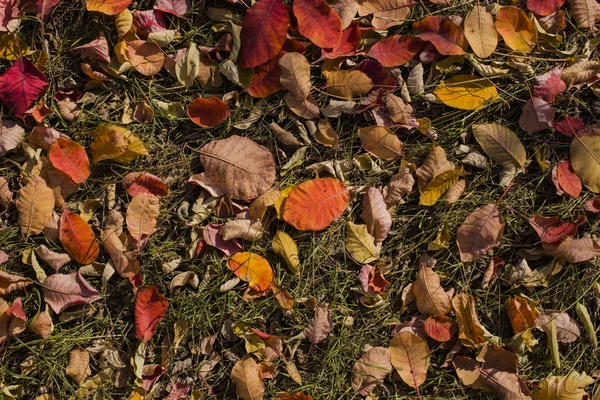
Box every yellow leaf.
[495,6,538,53]
[345,222,379,264]
[571,135,600,192]
[249,186,281,220]
[0,33,29,61]
[90,124,148,164]
[272,230,300,274]
[16,176,55,237]
[419,168,461,206]
[452,293,488,347]
[228,252,274,292]
[533,371,595,400]
[433,74,498,110]
[274,186,296,219]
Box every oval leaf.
[390,331,430,391]
[434,74,499,110]
[16,176,55,237]
[472,123,526,169]
[228,252,274,292]
[456,204,504,262]
[59,208,100,265]
[135,286,169,342]
[464,5,498,58]
[187,97,230,128]
[48,138,90,184]
[358,126,403,160]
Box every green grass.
[1,0,600,398]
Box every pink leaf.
[528,214,585,243]
[0,58,49,118]
[154,0,191,17]
[360,187,392,243]
[142,364,166,392]
[72,34,111,64]
[123,172,168,197]
[519,97,554,134]
[533,66,566,103]
[133,9,167,39]
[553,116,585,138]
[135,286,169,342]
[42,272,101,314]
[202,224,242,256]
[165,382,190,400]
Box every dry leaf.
[452,293,488,347]
[390,331,430,391]
[358,126,403,160]
[126,193,160,250]
[434,74,499,110]
[464,5,498,59]
[345,222,380,264]
[66,349,91,385]
[228,252,273,292]
[231,358,265,400]
[473,123,526,169]
[16,176,55,237]
[456,204,505,262]
[326,70,373,99]
[413,266,452,316]
[360,187,392,243]
[272,230,300,274]
[351,347,392,395]
[304,303,333,344]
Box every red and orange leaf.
[528,214,585,244]
[59,208,100,265]
[187,97,230,128]
[494,6,538,53]
[293,0,343,49]
[123,172,168,197]
[246,57,284,98]
[48,138,91,184]
[423,315,456,342]
[322,21,361,59]
[366,35,422,67]
[282,178,350,231]
[527,0,565,16]
[556,160,582,198]
[228,252,274,292]
[239,0,289,69]
[135,286,168,342]
[86,0,132,15]
[413,16,467,56]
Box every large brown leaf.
[126,193,160,250]
[390,331,430,392]
[42,272,101,314]
[358,126,403,160]
[452,293,487,347]
[413,266,452,316]
[16,176,55,237]
[456,204,504,262]
[198,135,276,200]
[279,52,311,100]
[0,270,33,296]
[536,310,580,343]
[351,346,392,395]
[232,357,265,400]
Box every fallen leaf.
[533,371,595,400]
[568,0,600,30]
[360,187,392,243]
[413,266,452,316]
[48,138,90,184]
[571,135,600,192]
[529,214,585,244]
[247,56,284,98]
[445,179,466,206]
[322,21,361,59]
[66,348,91,385]
[352,347,392,395]
[495,6,538,52]
[86,0,132,15]
[0,297,27,344]
[519,97,554,134]
[472,123,526,169]
[0,176,12,208]
[282,178,349,231]
[345,221,380,264]
[90,124,148,164]
[423,315,456,342]
[330,0,358,28]
[506,296,538,334]
[304,303,333,344]
[0,32,29,60]
[452,293,488,347]
[199,135,276,200]
[386,93,417,127]
[101,209,139,278]
[135,286,168,342]
[35,245,70,271]
[60,208,100,265]
[325,70,373,99]
[154,0,191,17]
[203,224,243,256]
[0,270,32,296]
[231,357,265,400]
[0,58,49,118]
[358,0,413,29]
[464,5,498,59]
[366,35,422,67]
[456,204,505,262]
[123,172,168,197]
[434,75,499,110]
[127,40,165,76]
[384,163,415,205]
[536,310,580,342]
[358,265,389,295]
[0,120,24,156]
[413,16,467,55]
[293,0,342,49]
[416,145,456,192]
[16,176,55,237]
[187,97,230,128]
[238,0,289,69]
[228,252,274,292]
[72,34,111,64]
[29,308,53,338]
[533,66,566,102]
[553,116,585,138]
[390,331,430,391]
[561,61,600,87]
[43,272,101,314]
[528,0,565,15]
[126,193,160,250]
[358,126,403,160]
[279,52,311,101]
[272,230,300,274]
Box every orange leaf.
[48,138,90,184]
[282,178,350,231]
[505,296,538,335]
[556,160,582,198]
[59,208,100,265]
[527,0,565,16]
[126,193,160,250]
[127,40,165,76]
[187,97,230,128]
[86,0,132,15]
[413,16,467,55]
[228,252,274,292]
[293,0,343,49]
[246,56,284,98]
[135,286,168,342]
[423,315,456,342]
[366,35,422,67]
[239,0,289,69]
[494,6,538,53]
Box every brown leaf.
[360,187,392,243]
[386,93,417,127]
[29,308,54,339]
[16,176,55,237]
[536,310,580,343]
[279,52,311,100]
[66,348,91,385]
[42,272,101,314]
[505,296,538,335]
[0,270,33,296]
[351,347,392,395]
[542,236,600,263]
[268,122,303,147]
[0,176,12,209]
[314,119,339,148]
[304,303,333,344]
[35,245,71,271]
[383,163,415,205]
[126,193,160,250]
[416,146,456,192]
[390,331,430,391]
[231,357,265,400]
[413,265,452,316]
[101,209,139,278]
[0,120,25,156]
[199,135,276,200]
[326,70,373,99]
[452,293,487,347]
[358,126,403,160]
[456,204,505,262]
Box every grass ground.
[1,0,600,399]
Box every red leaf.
[533,66,566,103]
[366,35,422,68]
[133,10,167,39]
[423,315,456,342]
[0,58,49,118]
[123,172,168,197]
[60,208,100,264]
[49,138,91,184]
[187,97,230,127]
[239,0,289,68]
[556,160,582,198]
[528,214,585,243]
[135,286,169,342]
[293,0,343,49]
[413,16,467,56]
[154,0,191,17]
[246,56,284,98]
[43,272,101,314]
[553,116,585,138]
[322,21,361,59]
[356,59,397,92]
[527,0,565,16]
[358,265,390,295]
